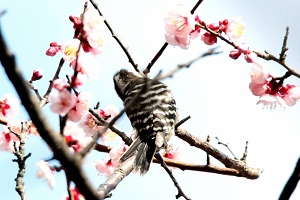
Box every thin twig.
[279,27,289,61]
[240,141,248,163]
[175,116,191,129]
[40,58,65,107]
[215,137,237,159]
[27,81,42,101]
[206,135,211,165]
[155,153,191,200]
[89,0,143,75]
[157,47,222,80]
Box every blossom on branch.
[70,53,100,79]
[61,39,82,63]
[63,121,92,152]
[109,143,127,167]
[49,89,77,116]
[0,94,20,119]
[94,159,114,176]
[281,84,300,106]
[249,63,300,109]
[163,144,181,160]
[68,92,92,122]
[0,125,18,152]
[221,17,245,42]
[164,4,196,49]
[229,43,258,63]
[78,104,119,138]
[164,4,195,37]
[36,160,56,189]
[82,9,105,55]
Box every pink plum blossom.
[78,112,100,136]
[256,94,287,110]
[71,73,87,88]
[94,159,114,176]
[82,9,105,55]
[109,144,127,167]
[0,94,19,119]
[68,92,92,122]
[0,125,17,152]
[164,4,195,37]
[100,128,117,145]
[78,105,119,137]
[165,34,190,49]
[249,63,270,96]
[70,53,100,79]
[224,17,245,42]
[63,121,92,152]
[281,85,300,106]
[163,145,181,160]
[60,39,82,62]
[36,160,56,189]
[249,63,300,109]
[53,79,68,91]
[49,89,77,116]
[100,104,119,122]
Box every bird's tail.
[119,137,157,175]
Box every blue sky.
[1,0,300,199]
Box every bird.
[113,69,178,175]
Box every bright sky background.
[1,0,300,199]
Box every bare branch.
[12,122,31,200]
[155,153,191,200]
[279,157,300,200]
[157,47,222,80]
[176,128,261,179]
[215,137,237,160]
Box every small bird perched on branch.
[113,69,178,175]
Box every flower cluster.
[46,8,104,82]
[249,64,300,109]
[36,160,56,189]
[164,4,245,49]
[164,4,300,109]
[94,143,127,176]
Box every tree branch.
[0,24,100,200]
[279,157,300,200]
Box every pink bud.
[219,19,229,32]
[31,69,44,81]
[229,49,242,59]
[50,42,59,47]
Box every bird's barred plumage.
[113,69,178,175]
